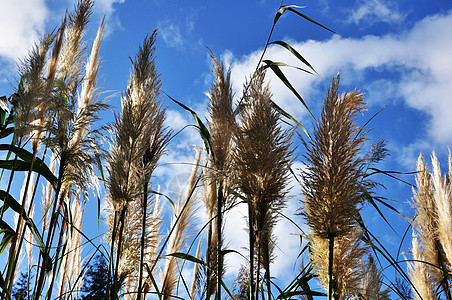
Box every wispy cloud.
[0,0,126,79]
[92,0,126,37]
[94,0,125,16]
[227,10,452,146]
[160,21,184,49]
[159,10,199,51]
[347,0,407,25]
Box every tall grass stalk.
[3,33,54,298]
[34,0,108,296]
[300,74,377,299]
[106,30,170,299]
[411,153,452,299]
[205,52,236,299]
[131,31,171,300]
[191,237,203,299]
[234,70,293,299]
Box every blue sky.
[1,0,452,297]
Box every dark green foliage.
[81,254,108,299]
[12,271,32,300]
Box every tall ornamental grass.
[0,1,448,300]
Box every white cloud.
[392,138,437,171]
[159,22,184,49]
[159,11,198,51]
[94,0,125,16]
[92,0,126,37]
[348,0,407,25]
[0,0,48,67]
[228,10,452,146]
[160,23,184,48]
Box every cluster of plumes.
[234,70,294,297]
[300,74,388,299]
[40,0,107,196]
[409,152,452,300]
[105,30,170,296]
[203,53,236,298]
[3,0,108,297]
[48,3,106,297]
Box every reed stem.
[137,182,149,299]
[328,235,335,300]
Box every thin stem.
[249,202,255,300]
[137,183,149,299]
[0,153,20,300]
[206,221,212,300]
[47,205,69,300]
[106,210,118,300]
[112,206,126,299]
[265,268,271,300]
[235,0,284,112]
[216,184,223,300]
[34,158,65,298]
[328,234,335,300]
[255,239,261,300]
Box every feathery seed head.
[358,255,391,299]
[301,74,368,239]
[58,0,93,86]
[233,70,294,281]
[161,148,200,298]
[207,53,236,175]
[410,154,444,281]
[76,16,105,118]
[408,234,436,300]
[13,35,54,143]
[46,15,66,83]
[108,30,170,210]
[430,152,452,267]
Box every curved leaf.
[263,60,316,120]
[0,190,52,271]
[0,156,57,190]
[274,5,306,25]
[0,221,15,254]
[261,60,314,75]
[144,263,162,300]
[167,252,205,265]
[0,127,13,139]
[270,100,311,140]
[269,41,319,75]
[283,6,339,36]
[165,93,213,157]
